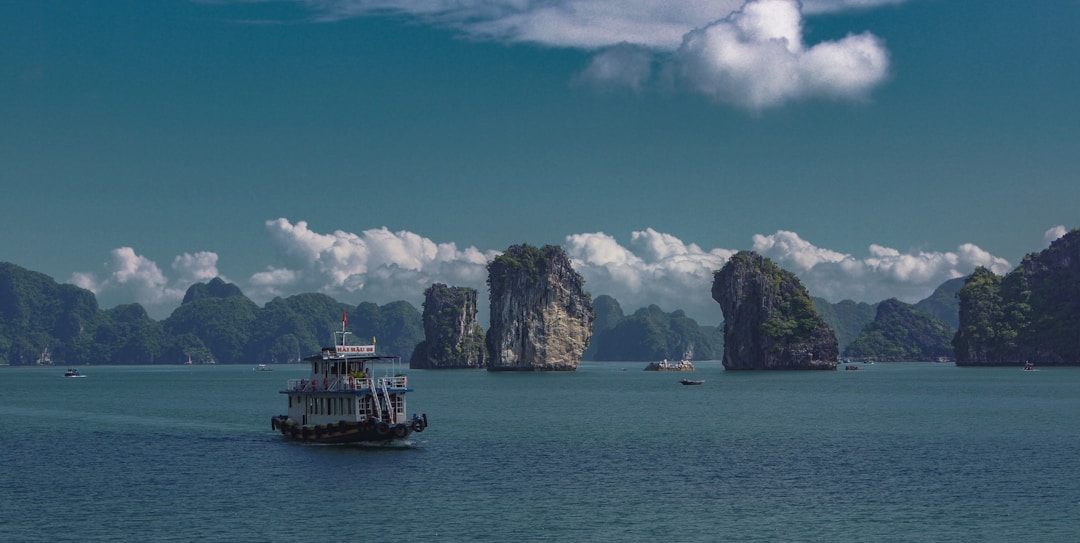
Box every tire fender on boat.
[376,421,390,435]
[412,419,424,433]
[394,425,408,438]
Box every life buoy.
[412,419,424,432]
[323,378,329,389]
[348,375,355,389]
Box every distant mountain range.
[814,277,964,357]
[0,260,963,366]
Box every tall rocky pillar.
[486,244,594,371]
[712,251,838,370]
[410,283,487,369]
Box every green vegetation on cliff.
[0,262,424,365]
[813,298,876,352]
[487,243,553,286]
[954,228,1080,365]
[411,283,486,369]
[585,297,722,361]
[712,251,838,370]
[845,298,954,361]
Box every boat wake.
[308,438,419,449]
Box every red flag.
[342,310,347,331]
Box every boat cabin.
[282,345,410,428]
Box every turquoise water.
[2,362,1078,542]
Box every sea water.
[2,362,1078,542]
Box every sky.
[2,0,1077,326]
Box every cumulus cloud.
[247,218,493,306]
[69,247,201,316]
[237,0,897,109]
[672,0,889,108]
[1044,225,1067,246]
[565,229,734,322]
[73,220,1030,325]
[752,230,1012,305]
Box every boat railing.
[285,375,407,392]
[379,375,408,389]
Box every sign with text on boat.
[335,345,376,354]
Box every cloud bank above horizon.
[70,218,1052,324]
[222,0,896,109]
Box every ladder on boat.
[378,378,393,423]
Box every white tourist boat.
[270,314,428,443]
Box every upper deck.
[283,374,409,394]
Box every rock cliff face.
[410,283,487,369]
[712,251,838,370]
[954,228,1080,366]
[486,244,594,371]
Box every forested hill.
[582,295,723,361]
[954,228,1080,366]
[844,298,954,361]
[0,263,422,366]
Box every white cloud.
[575,44,656,91]
[73,221,1032,325]
[1044,225,1066,246]
[672,0,889,108]
[235,0,897,109]
[289,0,903,47]
[752,230,1012,305]
[69,247,193,316]
[248,218,493,307]
[565,229,734,322]
[752,230,846,271]
[172,251,220,283]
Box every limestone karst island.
[2,230,1079,369]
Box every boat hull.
[271,415,427,444]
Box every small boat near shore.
[645,359,695,372]
[64,368,85,378]
[270,313,428,444]
[679,379,704,385]
[253,364,272,372]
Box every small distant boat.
[844,365,861,371]
[679,379,704,385]
[64,368,85,378]
[253,364,273,372]
[1022,361,1036,372]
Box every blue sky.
[2,0,1077,325]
